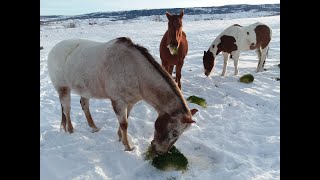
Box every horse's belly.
[64,69,109,99]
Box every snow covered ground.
[40,15,280,180]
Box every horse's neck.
[209,41,219,57]
[138,66,185,115]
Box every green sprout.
[187,95,207,108]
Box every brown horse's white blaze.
[47,37,198,154]
[203,22,272,76]
[160,9,188,89]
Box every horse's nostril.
[156,150,165,155]
[204,70,209,76]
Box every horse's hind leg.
[58,87,74,133]
[221,52,229,76]
[231,51,240,75]
[257,46,268,72]
[255,47,262,72]
[112,100,134,151]
[80,97,100,133]
[60,104,66,132]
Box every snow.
[40,14,280,180]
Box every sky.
[40,0,280,16]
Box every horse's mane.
[116,37,188,113]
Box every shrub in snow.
[144,145,188,171]
[239,74,254,83]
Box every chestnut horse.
[47,37,198,154]
[160,10,188,89]
[203,22,272,76]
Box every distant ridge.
[40,4,279,23]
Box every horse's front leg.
[111,99,134,151]
[80,97,100,133]
[168,65,174,76]
[117,102,136,142]
[161,61,169,73]
[176,61,184,89]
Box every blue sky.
[40,0,280,16]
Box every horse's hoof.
[90,127,100,133]
[67,129,74,134]
[124,146,134,151]
[66,125,74,133]
[60,125,66,132]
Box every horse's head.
[166,10,184,50]
[203,50,215,76]
[151,108,198,155]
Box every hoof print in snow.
[239,74,254,84]
[144,145,188,171]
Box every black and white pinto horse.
[203,22,272,76]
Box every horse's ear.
[190,109,198,116]
[166,11,171,20]
[204,51,206,55]
[179,9,184,19]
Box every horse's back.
[47,38,146,100]
[48,39,103,65]
[243,22,272,49]
[47,39,112,93]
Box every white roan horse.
[203,22,272,76]
[47,37,198,154]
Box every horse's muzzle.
[151,140,166,155]
[204,70,210,77]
